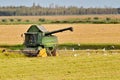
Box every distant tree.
[0,5,119,16]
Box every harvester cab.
[24,25,73,56]
[24,32,38,47]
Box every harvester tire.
[51,49,57,56]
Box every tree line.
[0,4,120,16]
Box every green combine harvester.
[23,25,73,56]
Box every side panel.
[42,36,58,48]
[37,33,42,45]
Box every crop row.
[0,17,120,24]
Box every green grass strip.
[1,43,120,50]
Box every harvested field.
[45,24,120,44]
[0,50,120,80]
[0,24,120,45]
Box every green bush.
[25,20,30,22]
[91,20,105,24]
[87,17,91,20]
[106,17,111,21]
[17,19,22,22]
[1,19,7,22]
[61,20,69,23]
[9,19,14,22]
[93,17,99,20]
[38,18,45,22]
[51,20,61,23]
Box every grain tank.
[24,25,73,56]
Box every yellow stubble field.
[0,24,120,45]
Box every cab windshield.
[25,33,38,46]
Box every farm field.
[0,50,120,80]
[0,15,120,80]
[0,5,120,80]
[0,15,120,21]
[0,24,120,45]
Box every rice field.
[0,24,120,45]
[0,50,120,80]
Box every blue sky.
[0,0,120,8]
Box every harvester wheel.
[51,49,57,56]
[47,52,52,56]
